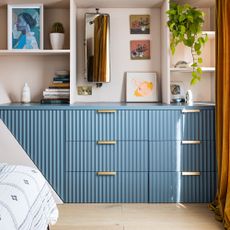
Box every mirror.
[84,12,110,85]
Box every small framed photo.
[130,15,150,34]
[170,81,185,102]
[126,72,158,102]
[8,4,43,50]
[130,40,150,60]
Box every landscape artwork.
[130,40,150,60]
[130,15,150,34]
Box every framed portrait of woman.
[7,4,43,50]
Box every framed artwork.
[130,15,150,34]
[8,4,43,50]
[130,40,150,60]
[126,72,158,102]
[170,81,185,102]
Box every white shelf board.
[170,67,215,73]
[0,49,70,56]
[203,31,215,39]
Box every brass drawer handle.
[97,110,117,113]
[97,172,116,176]
[182,109,200,113]
[182,172,201,176]
[182,140,201,144]
[97,140,116,145]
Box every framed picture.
[170,81,185,102]
[8,4,43,50]
[126,72,158,102]
[130,40,150,60]
[130,15,150,34]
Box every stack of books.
[41,71,70,104]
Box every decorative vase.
[50,33,65,50]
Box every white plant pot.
[50,33,65,50]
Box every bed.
[0,163,58,230]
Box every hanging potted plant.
[166,3,208,85]
[50,22,65,50]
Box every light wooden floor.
[51,204,224,230]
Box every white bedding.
[0,164,58,230]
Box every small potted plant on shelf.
[166,3,208,85]
[50,22,65,50]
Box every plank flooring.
[51,204,224,230]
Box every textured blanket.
[0,164,58,229]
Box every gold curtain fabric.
[210,0,230,229]
[93,14,109,82]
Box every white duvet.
[0,164,58,230]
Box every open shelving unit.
[0,0,77,103]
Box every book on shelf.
[43,95,69,99]
[41,99,69,104]
[50,83,70,88]
[43,91,70,96]
[44,88,70,92]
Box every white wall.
[74,8,161,102]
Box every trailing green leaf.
[166,3,208,84]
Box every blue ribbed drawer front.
[149,172,216,203]
[0,109,65,199]
[181,172,216,202]
[149,141,216,172]
[65,172,148,203]
[181,141,216,172]
[149,110,182,141]
[149,172,179,202]
[66,141,148,172]
[182,109,215,141]
[66,110,148,141]
[149,141,178,171]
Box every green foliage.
[51,22,64,33]
[166,3,208,85]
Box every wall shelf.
[0,49,70,56]
[203,31,215,39]
[170,67,215,73]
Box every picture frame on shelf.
[126,72,158,102]
[7,4,43,50]
[170,81,185,103]
[130,15,150,34]
[130,40,150,60]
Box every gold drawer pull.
[182,140,201,144]
[97,172,116,176]
[97,140,116,145]
[182,109,200,113]
[182,172,201,176]
[97,110,117,113]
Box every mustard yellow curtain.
[210,0,230,229]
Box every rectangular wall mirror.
[84,11,111,85]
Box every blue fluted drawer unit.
[66,141,148,172]
[65,172,148,203]
[149,110,182,141]
[149,141,216,172]
[66,110,148,141]
[149,172,216,203]
[182,108,215,141]
[0,109,65,199]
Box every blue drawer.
[182,108,215,141]
[181,141,216,172]
[149,110,182,141]
[149,141,216,172]
[65,172,148,203]
[180,171,216,202]
[66,110,148,141]
[66,141,148,172]
[149,172,216,203]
